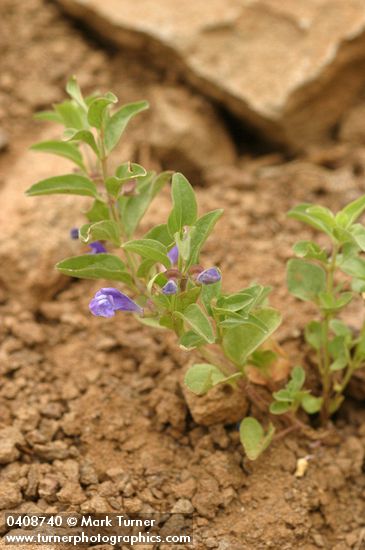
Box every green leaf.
[201,280,222,316]
[335,211,351,229]
[106,163,147,198]
[116,162,147,180]
[105,100,149,153]
[340,256,365,279]
[187,209,224,267]
[56,254,132,284]
[25,174,98,198]
[239,418,275,461]
[269,401,292,415]
[184,363,226,395]
[86,200,110,222]
[332,226,355,246]
[243,284,272,309]
[293,240,327,263]
[144,224,173,247]
[217,293,255,313]
[218,313,270,331]
[289,366,305,391]
[250,350,277,368]
[175,287,201,312]
[349,224,365,251]
[305,321,323,351]
[330,319,352,338]
[287,259,326,302]
[79,220,121,247]
[340,194,365,225]
[179,331,205,350]
[222,308,281,365]
[55,101,86,130]
[34,110,63,123]
[329,336,349,371]
[272,389,293,402]
[64,129,99,157]
[87,92,117,129]
[106,162,148,198]
[301,394,323,414]
[288,203,335,237]
[30,140,85,170]
[351,278,365,292]
[137,259,155,279]
[124,239,170,268]
[175,231,191,262]
[167,173,198,236]
[176,304,215,344]
[138,317,165,329]
[66,76,87,110]
[318,291,353,313]
[119,171,171,237]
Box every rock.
[0,128,8,152]
[171,498,194,514]
[41,402,65,419]
[0,427,25,464]
[38,475,60,502]
[152,389,187,430]
[80,461,99,486]
[0,481,22,510]
[57,0,365,149]
[10,321,46,346]
[172,478,196,499]
[123,497,143,513]
[25,464,41,498]
[182,380,248,426]
[57,482,86,505]
[148,86,236,180]
[339,102,365,144]
[80,495,109,513]
[32,441,73,461]
[0,127,89,306]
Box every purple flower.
[88,241,107,254]
[196,267,221,285]
[70,227,79,240]
[89,288,143,318]
[162,279,178,295]
[167,245,179,265]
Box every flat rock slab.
[57,0,365,149]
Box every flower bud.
[70,227,79,240]
[162,279,178,295]
[167,245,179,265]
[196,267,221,285]
[88,241,107,254]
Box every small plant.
[28,77,325,462]
[287,199,365,422]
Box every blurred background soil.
[1,1,365,549]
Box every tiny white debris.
[295,457,309,478]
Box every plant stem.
[320,242,339,424]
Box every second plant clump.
[26,77,365,460]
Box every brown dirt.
[1,1,365,549]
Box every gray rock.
[0,427,25,464]
[56,0,365,149]
[171,498,194,514]
[0,481,22,510]
[0,128,8,152]
[182,374,248,426]
[148,86,236,180]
